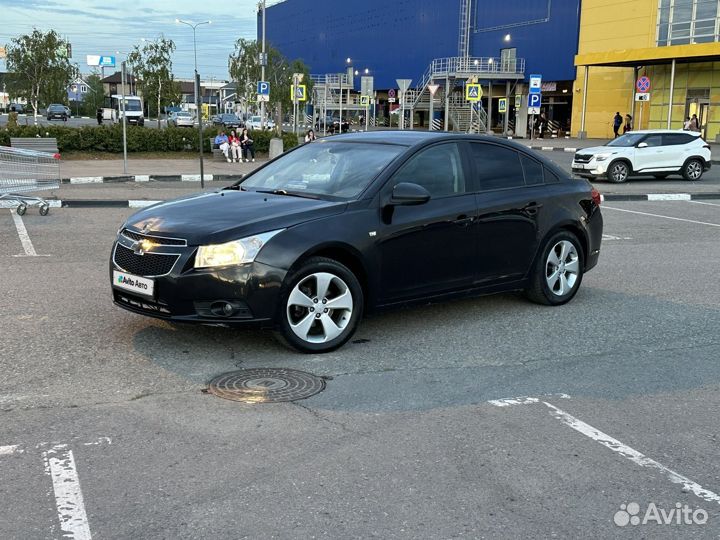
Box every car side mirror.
[637,142,648,148]
[389,182,431,206]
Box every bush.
[0,124,299,155]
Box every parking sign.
[257,81,270,96]
[529,74,542,94]
[528,93,541,115]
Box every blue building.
[264,0,581,134]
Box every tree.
[81,72,105,116]
[127,36,177,126]
[4,29,78,121]
[228,39,312,133]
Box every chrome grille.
[574,154,593,164]
[121,229,186,246]
[113,244,179,277]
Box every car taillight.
[591,187,602,206]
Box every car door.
[633,133,665,172]
[662,133,695,170]
[468,142,542,284]
[376,142,478,301]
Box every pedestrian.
[240,127,255,162]
[683,116,692,130]
[96,108,103,125]
[537,111,547,139]
[228,130,241,162]
[304,129,316,143]
[623,114,633,134]
[613,112,622,138]
[690,114,700,132]
[214,130,231,162]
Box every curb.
[527,145,720,165]
[61,174,244,184]
[2,193,720,210]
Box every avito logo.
[614,502,708,527]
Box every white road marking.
[543,401,720,506]
[647,193,691,201]
[602,233,632,241]
[10,210,38,256]
[488,394,570,407]
[43,444,93,539]
[688,200,720,207]
[129,200,162,208]
[602,206,720,228]
[0,445,22,455]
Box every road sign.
[388,98,396,103]
[466,83,482,101]
[257,94,269,103]
[361,76,374,97]
[360,95,370,106]
[528,93,542,114]
[515,94,522,109]
[388,89,396,99]
[291,85,306,101]
[529,74,542,94]
[257,81,270,96]
[498,98,508,114]
[396,79,412,92]
[636,76,651,93]
[428,84,440,96]
[635,92,651,102]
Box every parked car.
[8,103,25,114]
[210,114,223,125]
[168,111,195,128]
[218,113,243,130]
[246,115,274,130]
[572,130,711,182]
[316,115,350,134]
[46,104,68,121]
[110,132,603,353]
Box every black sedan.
[46,104,68,121]
[217,113,243,130]
[110,132,603,353]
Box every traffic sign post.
[498,98,507,114]
[529,74,542,93]
[428,84,440,131]
[466,83,482,101]
[528,93,541,115]
[396,79,412,130]
[636,76,651,93]
[257,81,270,103]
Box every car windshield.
[177,112,192,117]
[607,133,646,147]
[223,115,239,120]
[240,141,404,200]
[122,100,142,112]
[49,105,64,111]
[251,116,261,122]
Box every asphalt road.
[1,197,720,537]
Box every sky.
[0,0,262,81]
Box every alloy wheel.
[545,240,580,297]
[610,162,628,182]
[686,160,702,180]
[286,272,354,344]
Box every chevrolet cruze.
[111,132,603,353]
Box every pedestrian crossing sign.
[292,85,307,102]
[360,95,369,106]
[466,83,482,101]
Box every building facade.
[572,0,720,140]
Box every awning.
[575,42,720,67]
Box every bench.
[10,137,59,154]
[208,137,228,162]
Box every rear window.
[663,133,697,145]
[520,155,544,186]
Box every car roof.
[625,129,702,136]
[328,130,547,150]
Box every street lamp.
[339,57,351,135]
[176,18,211,188]
[116,50,130,174]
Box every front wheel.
[607,161,630,183]
[525,231,584,306]
[683,159,704,181]
[276,257,364,353]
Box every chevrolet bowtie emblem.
[131,240,145,256]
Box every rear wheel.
[525,231,584,306]
[276,257,364,353]
[682,159,704,181]
[607,161,630,183]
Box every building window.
[81,85,87,93]
[658,0,720,46]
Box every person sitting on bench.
[240,128,255,163]
[214,131,230,162]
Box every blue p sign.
[528,93,541,108]
[257,81,270,95]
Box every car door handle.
[453,215,475,226]
[522,202,543,214]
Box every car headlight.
[595,153,612,162]
[194,230,284,269]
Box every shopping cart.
[0,146,61,216]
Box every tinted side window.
[470,143,525,190]
[644,134,663,147]
[391,143,466,198]
[663,133,695,145]
[520,155,544,185]
[544,168,561,183]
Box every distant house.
[100,71,140,98]
[67,77,89,102]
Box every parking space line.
[603,206,720,228]
[0,445,22,455]
[43,444,92,539]
[10,210,38,256]
[688,200,720,208]
[543,401,720,506]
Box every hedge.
[0,125,299,155]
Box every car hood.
[124,190,348,245]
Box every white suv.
[246,115,275,130]
[572,130,711,183]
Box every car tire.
[606,160,630,183]
[276,256,364,353]
[682,159,704,181]
[525,231,584,306]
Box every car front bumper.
[110,239,287,326]
[572,160,608,178]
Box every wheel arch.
[532,221,589,273]
[608,157,633,173]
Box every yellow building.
[572,0,720,140]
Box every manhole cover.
[206,368,325,403]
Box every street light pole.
[260,1,267,129]
[120,60,128,174]
[177,18,211,188]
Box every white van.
[102,95,145,126]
